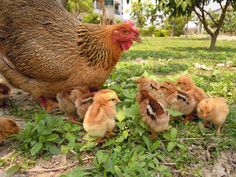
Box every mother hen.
[0,0,140,106]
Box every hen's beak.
[132,33,142,42]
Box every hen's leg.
[38,96,58,113]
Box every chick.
[0,116,20,142]
[176,75,208,109]
[0,83,11,107]
[197,98,229,134]
[83,89,120,141]
[136,89,170,140]
[159,82,195,120]
[136,77,167,107]
[56,88,94,122]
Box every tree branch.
[216,0,230,34]
[194,6,213,36]
[203,9,218,26]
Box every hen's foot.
[38,97,58,113]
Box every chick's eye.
[111,98,116,101]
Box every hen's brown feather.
[0,0,127,98]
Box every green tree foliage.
[222,11,236,35]
[163,16,187,36]
[82,13,100,24]
[130,1,148,28]
[158,0,236,50]
[67,0,93,16]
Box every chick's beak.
[116,97,121,103]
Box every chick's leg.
[183,114,193,123]
[217,126,221,135]
[38,96,58,113]
[105,130,114,138]
[96,137,105,144]
[149,131,157,140]
[65,115,79,124]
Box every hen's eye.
[123,30,129,34]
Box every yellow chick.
[0,116,20,142]
[197,98,229,134]
[83,89,120,141]
[176,75,208,109]
[136,89,170,140]
[0,83,11,106]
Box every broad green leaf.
[115,130,129,143]
[186,0,192,6]
[163,132,172,141]
[171,128,178,139]
[65,133,76,143]
[167,142,177,152]
[31,142,43,156]
[142,135,151,150]
[96,151,109,165]
[6,165,20,176]
[150,140,161,152]
[116,110,125,122]
[48,145,59,155]
[181,1,188,11]
[175,0,183,7]
[46,134,59,141]
[167,109,183,117]
[65,166,91,177]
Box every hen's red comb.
[126,20,139,34]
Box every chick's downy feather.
[136,89,170,139]
[0,0,140,99]
[197,98,229,134]
[0,116,20,142]
[83,89,120,137]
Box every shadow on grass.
[123,46,236,61]
[166,46,236,53]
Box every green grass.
[2,37,236,177]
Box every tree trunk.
[210,34,218,50]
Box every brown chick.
[136,89,170,140]
[0,83,11,106]
[57,88,94,122]
[197,98,229,134]
[136,77,168,107]
[0,0,140,112]
[159,82,195,120]
[83,89,120,142]
[176,75,208,109]
[0,116,20,142]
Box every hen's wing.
[0,0,82,82]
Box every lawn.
[1,37,236,177]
